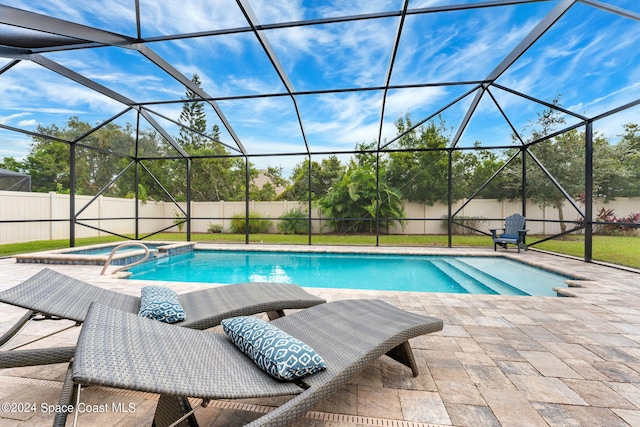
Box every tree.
[280,155,345,201]
[526,128,586,233]
[0,157,24,172]
[385,114,453,205]
[250,166,288,201]
[171,75,248,201]
[176,74,209,151]
[74,120,138,195]
[250,181,277,201]
[13,116,182,200]
[23,138,70,193]
[118,127,176,202]
[504,101,625,233]
[452,144,509,200]
[18,117,137,195]
[614,123,640,197]
[501,101,585,233]
[188,145,248,202]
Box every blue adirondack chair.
[490,213,528,253]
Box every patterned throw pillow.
[138,286,186,324]
[221,316,327,381]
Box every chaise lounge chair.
[57,299,443,427]
[0,268,325,367]
[54,299,443,427]
[490,213,528,253]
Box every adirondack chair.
[490,213,528,253]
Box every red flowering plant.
[575,194,639,235]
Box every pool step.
[460,257,561,296]
[445,258,529,296]
[430,260,498,295]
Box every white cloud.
[0,112,31,125]
[409,0,448,7]
[138,0,247,37]
[569,82,640,115]
[1,0,137,36]
[250,0,306,24]
[384,86,449,117]
[17,119,38,127]
[263,16,397,90]
[0,131,32,160]
[315,0,401,17]
[593,107,640,144]
[392,7,540,86]
[494,5,640,128]
[0,60,127,137]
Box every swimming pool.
[127,250,574,296]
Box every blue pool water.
[127,250,573,296]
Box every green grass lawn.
[1,233,638,269]
[532,235,640,269]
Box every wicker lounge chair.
[57,299,443,427]
[0,268,325,367]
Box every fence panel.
[0,191,52,243]
[1,190,638,244]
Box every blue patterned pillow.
[222,316,326,381]
[138,286,186,324]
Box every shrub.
[317,165,405,233]
[440,216,488,235]
[173,211,186,232]
[207,223,223,233]
[230,212,272,233]
[594,208,640,236]
[278,208,310,235]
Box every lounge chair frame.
[0,268,325,368]
[62,299,443,427]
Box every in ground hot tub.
[14,241,195,266]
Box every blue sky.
[1,0,640,174]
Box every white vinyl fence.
[1,190,639,244]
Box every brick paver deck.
[1,245,639,426]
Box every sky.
[1,0,640,175]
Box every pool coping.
[11,242,639,298]
[121,243,605,297]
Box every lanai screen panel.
[0,1,639,257]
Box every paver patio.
[1,245,640,426]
